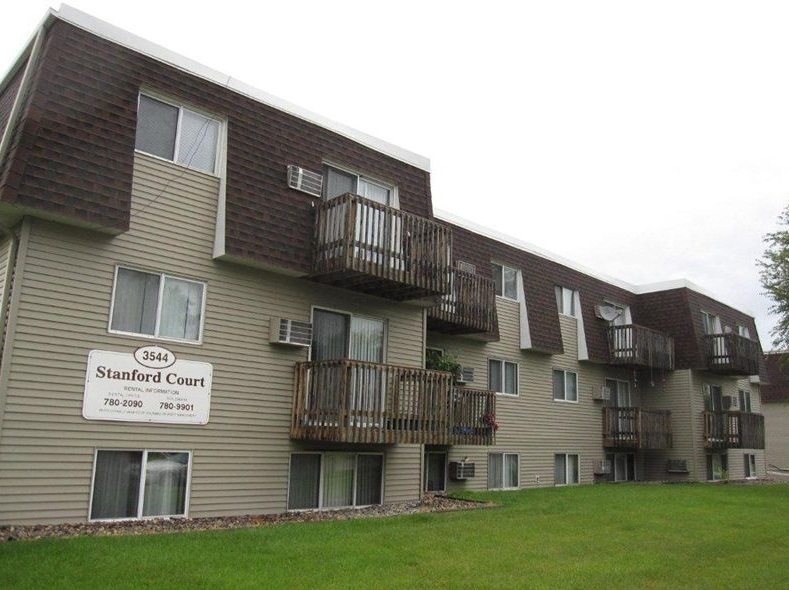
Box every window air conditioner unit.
[457,261,476,275]
[287,165,323,198]
[449,461,475,480]
[455,367,475,384]
[593,386,611,401]
[269,318,313,347]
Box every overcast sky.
[2,1,788,348]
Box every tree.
[759,205,789,349]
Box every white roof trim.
[436,209,756,318]
[50,4,430,172]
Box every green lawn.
[2,484,788,589]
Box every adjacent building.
[0,6,767,525]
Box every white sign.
[83,348,212,425]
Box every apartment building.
[0,6,766,525]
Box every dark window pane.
[135,95,178,160]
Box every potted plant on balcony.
[426,350,464,384]
[481,413,499,433]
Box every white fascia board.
[436,209,756,319]
[51,4,430,172]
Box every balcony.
[702,411,765,449]
[602,407,672,449]
[704,333,761,376]
[427,268,497,337]
[292,360,496,445]
[310,193,452,301]
[607,325,674,370]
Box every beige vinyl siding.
[0,154,425,524]
[764,402,789,470]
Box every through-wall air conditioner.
[457,261,476,275]
[269,318,313,347]
[449,461,476,480]
[593,386,611,401]
[286,165,323,198]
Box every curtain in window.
[135,95,178,160]
[177,110,219,173]
[566,372,578,401]
[504,363,517,394]
[554,454,567,485]
[568,454,579,483]
[504,454,518,488]
[111,269,159,335]
[323,454,355,508]
[349,317,385,418]
[358,178,390,205]
[488,454,503,488]
[312,310,349,361]
[159,278,204,340]
[142,452,189,517]
[91,451,142,519]
[489,360,502,392]
[325,168,356,200]
[356,455,383,506]
[288,454,321,510]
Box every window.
[744,454,757,479]
[492,263,518,300]
[312,309,386,363]
[288,453,383,510]
[553,369,578,402]
[424,452,447,492]
[489,359,518,395]
[555,286,578,317]
[109,267,206,342]
[739,389,752,413]
[706,453,728,481]
[606,452,636,482]
[555,453,580,485]
[738,325,751,339]
[135,94,221,174]
[703,384,724,411]
[605,378,631,407]
[488,453,519,489]
[323,165,397,207]
[701,311,722,335]
[90,450,190,520]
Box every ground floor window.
[488,453,518,489]
[288,453,383,510]
[744,454,757,479]
[424,452,447,492]
[90,450,190,520]
[706,453,728,481]
[555,453,580,485]
[606,452,636,482]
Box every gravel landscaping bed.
[0,494,491,543]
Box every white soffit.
[50,4,431,173]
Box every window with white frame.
[739,389,752,413]
[738,325,751,339]
[554,453,579,485]
[744,454,757,479]
[323,165,397,207]
[288,453,383,510]
[109,267,206,343]
[701,311,722,335]
[555,286,578,317]
[488,453,519,489]
[489,359,518,395]
[135,94,221,174]
[553,369,578,402]
[491,263,518,300]
[90,450,190,520]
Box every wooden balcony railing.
[704,333,761,376]
[607,325,674,370]
[427,267,497,336]
[311,193,452,301]
[292,360,496,445]
[702,411,765,449]
[602,407,672,449]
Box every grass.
[2,484,789,589]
